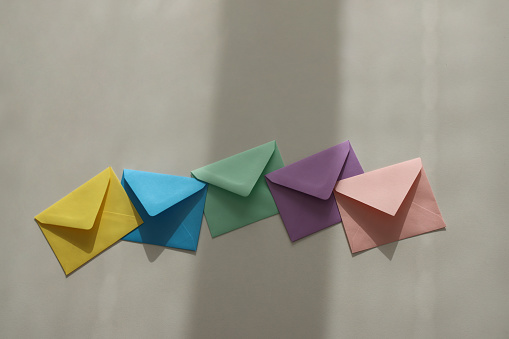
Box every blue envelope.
[121,169,207,251]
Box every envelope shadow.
[124,182,205,262]
[346,173,421,260]
[36,180,152,276]
[35,218,126,278]
[352,227,447,260]
[37,181,110,254]
[142,243,197,262]
[351,240,400,260]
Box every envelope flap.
[191,141,276,197]
[123,169,206,216]
[34,168,111,230]
[265,141,351,200]
[335,158,422,216]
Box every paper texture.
[266,141,364,241]
[34,168,143,275]
[334,158,446,253]
[191,141,284,237]
[121,169,207,251]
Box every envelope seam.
[102,210,137,218]
[182,224,195,245]
[349,226,361,246]
[410,202,442,218]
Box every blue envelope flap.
[266,142,351,200]
[123,169,206,216]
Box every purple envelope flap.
[266,141,352,200]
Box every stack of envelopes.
[34,140,446,275]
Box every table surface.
[1,1,508,338]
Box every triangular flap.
[34,168,110,230]
[191,141,276,197]
[123,169,206,216]
[266,141,351,200]
[335,158,422,216]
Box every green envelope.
[191,141,284,237]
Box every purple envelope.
[265,141,364,241]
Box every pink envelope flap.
[334,158,422,216]
[266,141,351,200]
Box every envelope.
[334,158,446,253]
[34,168,143,275]
[121,169,207,251]
[191,140,284,237]
[265,141,364,241]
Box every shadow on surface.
[378,228,447,260]
[352,227,447,260]
[122,179,207,261]
[140,243,197,262]
[37,181,110,254]
[142,243,165,262]
[188,0,340,338]
[378,241,399,260]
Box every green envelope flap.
[191,141,276,197]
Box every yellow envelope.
[34,168,143,275]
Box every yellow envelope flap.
[191,141,276,197]
[335,158,422,216]
[34,168,111,230]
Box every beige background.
[1,1,508,338]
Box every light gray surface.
[1,1,508,338]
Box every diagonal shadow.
[345,172,439,260]
[347,182,417,260]
[187,0,340,338]
[37,180,110,253]
[123,180,205,261]
[35,219,123,278]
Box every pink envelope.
[334,158,446,253]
